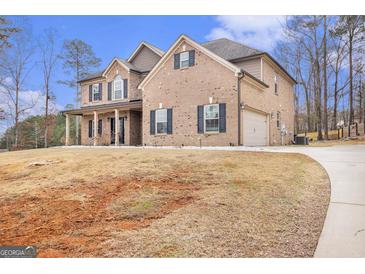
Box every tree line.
[276,15,365,140]
[0,16,101,149]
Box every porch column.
[93,111,98,146]
[65,113,70,146]
[114,109,119,146]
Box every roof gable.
[202,38,296,84]
[138,35,241,90]
[127,41,164,63]
[102,58,142,78]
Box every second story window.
[174,50,195,69]
[180,51,189,68]
[113,75,124,100]
[92,84,100,101]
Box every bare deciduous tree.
[282,16,325,140]
[328,26,349,129]
[323,15,329,139]
[0,25,37,147]
[39,28,58,148]
[333,16,365,125]
[0,16,19,49]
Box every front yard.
[0,147,330,257]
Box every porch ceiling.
[61,99,142,116]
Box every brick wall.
[142,41,239,146]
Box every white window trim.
[92,84,100,101]
[155,108,168,135]
[112,76,125,101]
[179,51,189,69]
[204,104,219,134]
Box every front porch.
[63,100,142,146]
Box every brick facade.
[70,37,295,147]
[142,42,239,146]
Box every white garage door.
[243,110,267,146]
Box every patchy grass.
[0,147,330,258]
[300,130,339,141]
[309,136,365,147]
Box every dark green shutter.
[123,79,128,98]
[98,83,102,100]
[189,50,195,67]
[174,53,180,69]
[88,120,93,137]
[150,110,155,135]
[89,85,92,102]
[108,82,112,100]
[197,105,204,133]
[219,103,226,133]
[167,108,173,134]
[98,119,102,135]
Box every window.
[274,74,279,95]
[113,75,124,100]
[92,84,100,101]
[204,104,219,132]
[277,111,281,129]
[156,109,167,134]
[180,51,189,68]
[174,50,195,69]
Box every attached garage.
[243,109,268,146]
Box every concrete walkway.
[267,145,365,257]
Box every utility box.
[295,136,309,145]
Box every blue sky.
[10,16,284,108]
[1,16,287,133]
[14,16,221,109]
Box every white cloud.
[206,16,286,52]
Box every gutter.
[236,69,244,146]
[60,99,143,116]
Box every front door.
[110,117,125,145]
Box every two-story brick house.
[63,35,296,147]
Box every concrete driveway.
[267,145,365,257]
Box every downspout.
[236,69,244,146]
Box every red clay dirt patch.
[0,174,198,257]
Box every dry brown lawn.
[0,147,330,257]
[309,136,365,147]
[299,130,365,146]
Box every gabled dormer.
[127,41,164,72]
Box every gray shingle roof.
[117,58,143,72]
[79,71,104,82]
[201,38,262,61]
[78,58,146,82]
